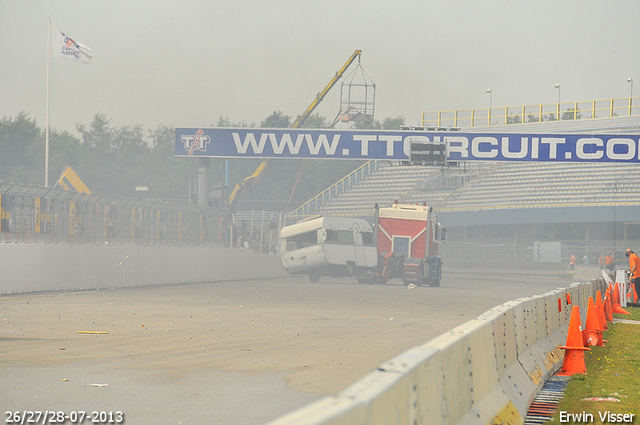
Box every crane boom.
[227,50,362,210]
[290,50,361,129]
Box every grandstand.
[288,113,640,262]
[311,160,640,216]
[418,162,640,210]
[308,161,490,216]
[301,115,640,217]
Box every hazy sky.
[1,1,640,136]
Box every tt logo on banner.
[181,129,211,155]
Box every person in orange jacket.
[626,249,640,302]
[569,253,576,270]
[605,252,614,271]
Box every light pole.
[628,77,634,115]
[486,88,492,125]
[555,84,561,120]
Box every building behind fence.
[0,183,227,247]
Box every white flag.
[51,23,92,64]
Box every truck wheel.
[429,269,442,287]
[357,278,367,285]
[308,273,320,283]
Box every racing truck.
[279,201,446,286]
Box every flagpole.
[45,16,51,188]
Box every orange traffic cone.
[582,297,603,347]
[558,305,591,376]
[595,291,608,331]
[604,287,614,323]
[612,282,631,315]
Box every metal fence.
[0,183,227,247]
[287,160,379,220]
[422,96,640,128]
[441,238,626,268]
[231,210,283,253]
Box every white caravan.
[280,216,378,282]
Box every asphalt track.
[0,267,571,425]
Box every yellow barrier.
[422,97,640,128]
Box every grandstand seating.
[316,162,487,215]
[317,160,640,216]
[312,117,640,217]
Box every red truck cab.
[375,202,445,287]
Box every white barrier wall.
[0,244,289,294]
[266,279,605,425]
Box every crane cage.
[337,63,376,124]
[0,184,226,247]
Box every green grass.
[545,307,640,423]
[614,306,640,322]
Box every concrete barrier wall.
[572,266,602,282]
[0,244,289,294]
[266,278,606,425]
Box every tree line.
[0,111,405,210]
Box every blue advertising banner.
[175,128,640,163]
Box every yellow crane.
[55,166,91,194]
[226,50,363,210]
